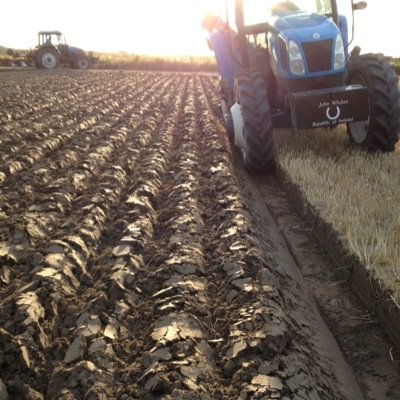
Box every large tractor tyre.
[235,72,274,173]
[36,47,60,69]
[347,53,400,151]
[73,54,90,70]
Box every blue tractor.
[27,31,93,70]
[205,0,400,172]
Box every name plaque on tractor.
[289,84,369,129]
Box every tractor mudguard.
[208,30,237,92]
[66,46,87,59]
[67,46,80,57]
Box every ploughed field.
[0,70,399,400]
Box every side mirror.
[353,1,367,10]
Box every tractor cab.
[205,0,399,173]
[38,31,67,48]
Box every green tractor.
[27,31,94,70]
[205,0,400,172]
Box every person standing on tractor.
[202,13,228,50]
[202,12,241,98]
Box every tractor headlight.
[334,34,345,70]
[288,40,305,75]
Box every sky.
[0,0,399,57]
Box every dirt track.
[0,70,399,400]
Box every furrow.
[44,75,191,400]
[0,75,179,397]
[194,74,351,399]
[123,77,220,399]
[0,71,129,124]
[0,74,172,249]
[0,73,165,183]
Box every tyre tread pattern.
[348,53,400,151]
[236,71,274,172]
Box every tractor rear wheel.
[235,72,274,173]
[36,48,60,69]
[347,54,400,151]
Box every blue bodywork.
[56,44,87,66]
[270,12,346,79]
[67,46,82,56]
[208,11,349,92]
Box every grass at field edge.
[274,127,400,301]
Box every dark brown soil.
[0,69,399,400]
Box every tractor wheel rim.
[349,120,369,143]
[42,53,57,68]
[348,72,369,143]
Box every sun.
[111,0,225,56]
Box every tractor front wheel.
[37,48,60,69]
[347,54,400,151]
[235,72,274,173]
[73,55,90,70]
